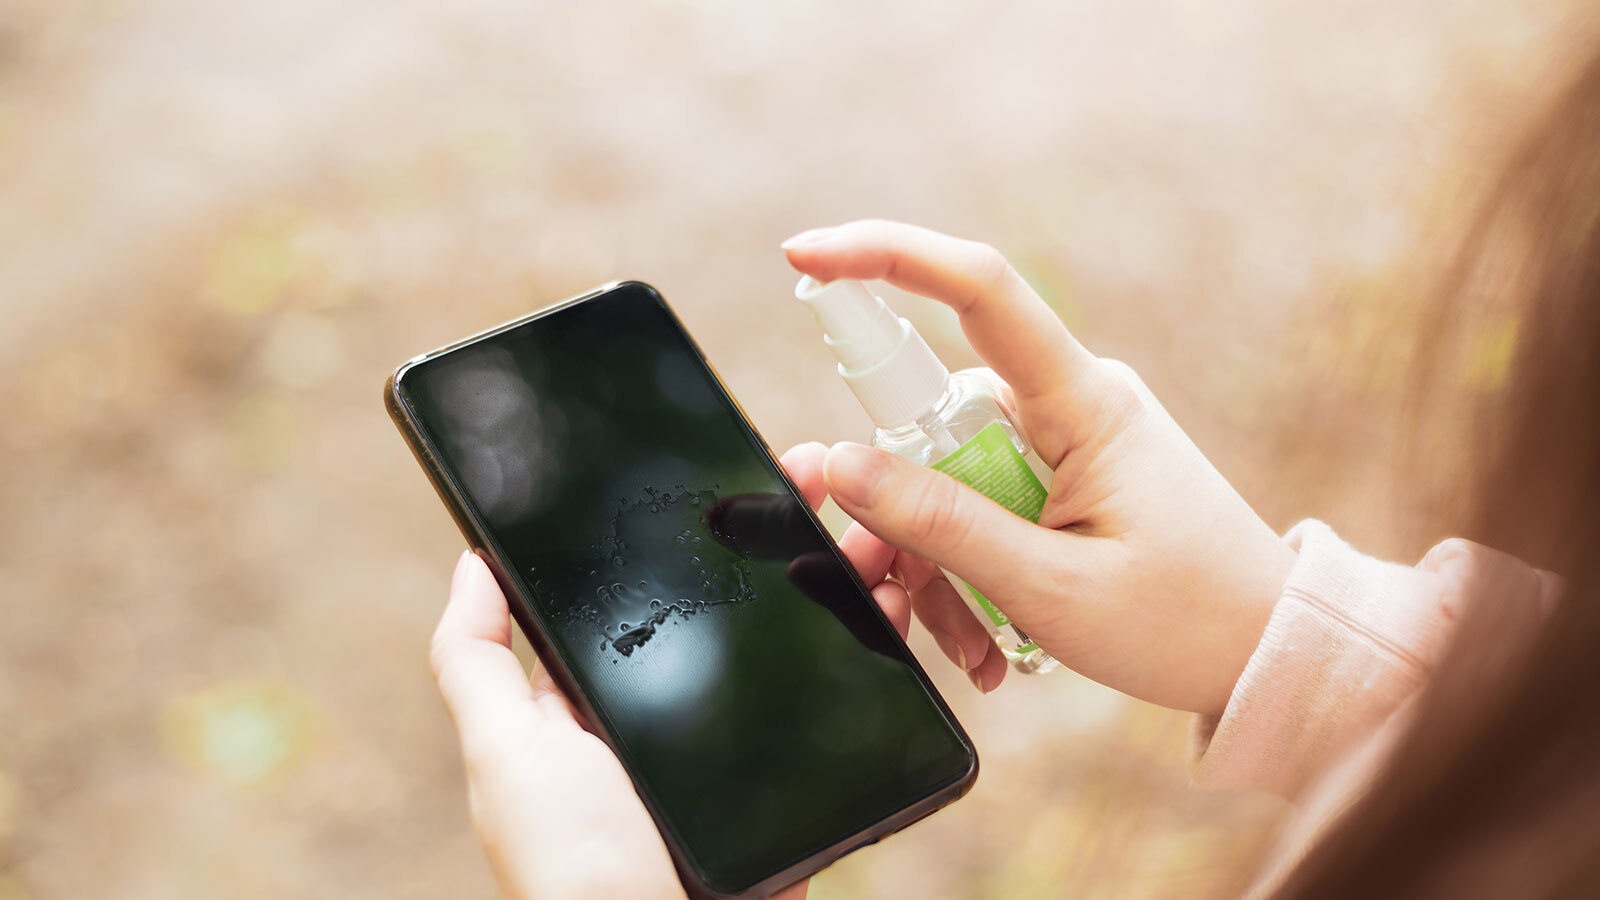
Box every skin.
[430,220,1297,898]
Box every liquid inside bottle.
[871,369,1062,675]
[795,274,1062,676]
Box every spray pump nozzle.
[794,275,950,429]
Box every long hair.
[1273,33,1600,900]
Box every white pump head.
[795,275,950,428]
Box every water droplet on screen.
[572,482,767,661]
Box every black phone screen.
[395,283,974,893]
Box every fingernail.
[932,631,968,671]
[968,667,988,693]
[452,550,475,594]
[780,227,836,250]
[824,442,889,508]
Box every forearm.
[1191,521,1478,798]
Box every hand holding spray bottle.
[796,275,1061,675]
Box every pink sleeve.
[1189,520,1557,798]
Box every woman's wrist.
[1202,529,1299,717]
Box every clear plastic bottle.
[796,275,1062,675]
[871,369,1061,673]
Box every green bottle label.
[929,422,1048,653]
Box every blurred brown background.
[0,1,1588,898]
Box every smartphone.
[385,281,978,899]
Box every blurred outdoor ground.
[1,1,1592,898]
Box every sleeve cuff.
[1189,520,1454,797]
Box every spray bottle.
[796,275,1062,675]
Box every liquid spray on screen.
[796,275,1062,675]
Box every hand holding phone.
[389,282,975,899]
[430,442,907,900]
